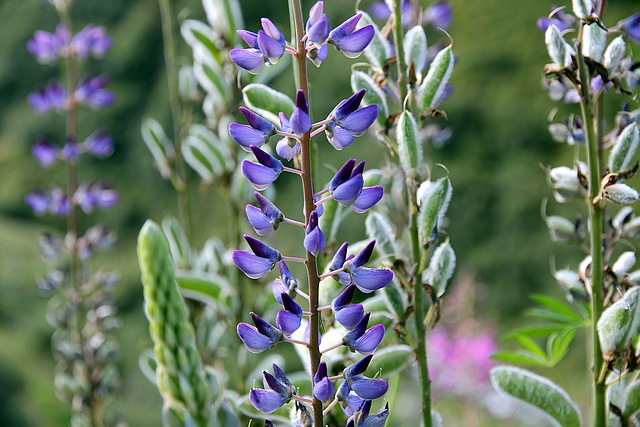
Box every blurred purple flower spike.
[617,12,640,44]
[32,137,58,168]
[424,1,453,29]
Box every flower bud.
[554,269,588,303]
[603,183,639,206]
[572,0,592,19]
[608,123,640,173]
[604,36,626,73]
[546,215,576,243]
[582,23,606,62]
[613,251,636,278]
[351,70,388,125]
[628,270,640,285]
[396,110,422,179]
[418,44,454,109]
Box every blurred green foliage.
[0,0,638,425]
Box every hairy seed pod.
[418,44,454,109]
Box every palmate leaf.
[501,324,571,340]
[530,294,585,322]
[515,335,548,361]
[491,351,550,368]
[547,328,577,364]
[490,366,582,427]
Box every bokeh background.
[1,0,639,425]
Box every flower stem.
[392,0,406,100]
[576,36,606,427]
[291,1,323,426]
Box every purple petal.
[25,191,50,215]
[304,227,326,256]
[232,250,274,279]
[329,14,362,44]
[369,2,391,21]
[281,292,302,316]
[237,30,259,48]
[352,240,376,268]
[84,129,113,158]
[313,377,335,403]
[333,283,357,309]
[251,145,283,170]
[351,267,393,293]
[229,123,269,149]
[229,48,265,74]
[27,30,59,63]
[336,25,375,58]
[333,175,364,207]
[344,354,373,377]
[329,241,349,270]
[244,234,280,261]
[32,138,58,168]
[290,107,311,134]
[349,376,388,400]
[237,323,273,353]
[307,2,325,31]
[424,1,452,29]
[61,141,79,161]
[258,30,285,64]
[330,158,357,190]
[240,106,277,135]
[261,18,286,46]
[307,14,330,45]
[276,137,300,160]
[351,186,383,213]
[249,388,286,414]
[242,160,281,190]
[272,279,288,304]
[335,304,365,330]
[333,90,366,122]
[619,12,640,43]
[252,312,283,343]
[340,105,378,135]
[353,324,385,354]
[246,204,274,235]
[276,310,301,335]
[326,123,355,150]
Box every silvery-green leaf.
[432,410,443,427]
[622,287,640,344]
[193,50,229,102]
[217,401,240,427]
[582,23,606,62]
[351,70,388,125]
[141,118,175,179]
[545,25,570,68]
[603,183,639,206]
[176,272,237,313]
[181,19,222,64]
[203,0,244,44]
[363,169,383,187]
[425,240,456,297]
[490,366,582,427]
[161,216,191,269]
[178,66,199,101]
[138,349,157,385]
[404,26,428,77]
[242,83,295,125]
[364,345,413,377]
[365,212,397,259]
[417,177,452,244]
[608,123,640,173]
[356,12,389,70]
[194,237,226,274]
[572,0,592,19]
[604,36,626,73]
[418,44,454,109]
[184,124,233,181]
[382,278,406,318]
[396,110,422,179]
[623,217,640,238]
[204,366,221,403]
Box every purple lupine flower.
[71,24,111,59]
[230,18,287,73]
[328,14,375,58]
[537,6,577,32]
[325,90,378,149]
[74,181,118,213]
[344,240,393,293]
[28,79,67,113]
[313,362,335,403]
[83,128,114,158]
[61,140,80,161]
[74,75,115,109]
[329,241,354,285]
[337,380,366,417]
[242,145,283,191]
[272,260,298,304]
[229,47,265,74]
[25,188,51,215]
[275,292,302,336]
[303,210,326,256]
[32,137,58,168]
[229,107,277,150]
[233,234,281,279]
[290,90,311,135]
[246,192,284,236]
[342,312,385,355]
[26,186,70,216]
[332,284,365,330]
[27,28,63,64]
[249,364,295,413]
[346,400,389,427]
[351,186,384,213]
[342,354,388,400]
[237,312,284,354]
[423,1,453,29]
[330,159,364,206]
[275,112,300,160]
[617,12,640,44]
[306,2,330,47]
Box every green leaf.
[491,351,550,367]
[138,349,157,385]
[598,299,633,357]
[175,272,236,312]
[365,212,396,260]
[396,110,422,179]
[624,380,640,419]
[217,401,240,427]
[242,83,295,125]
[194,53,229,102]
[182,124,232,182]
[547,328,576,364]
[526,307,584,325]
[382,278,406,319]
[501,324,570,340]
[490,366,582,427]
[515,335,548,361]
[181,19,222,64]
[204,366,221,403]
[356,12,388,70]
[141,118,174,179]
[351,70,388,125]
[161,216,191,269]
[364,345,413,377]
[530,294,583,322]
[418,44,454,109]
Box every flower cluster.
[229,2,392,425]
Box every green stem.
[392,0,407,102]
[291,2,322,426]
[576,36,606,427]
[158,0,191,240]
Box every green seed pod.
[613,206,635,231]
[597,296,634,357]
[357,12,389,69]
[613,251,636,278]
[425,240,456,297]
[624,381,640,419]
[546,215,576,243]
[417,177,452,245]
[603,183,639,206]
[396,110,422,179]
[365,212,397,260]
[582,23,606,62]
[604,36,627,73]
[628,270,640,286]
[351,71,388,125]
[418,44,454,109]
[404,26,428,77]
[572,0,592,19]
[608,123,640,173]
[545,24,570,68]
[548,166,581,202]
[138,220,214,426]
